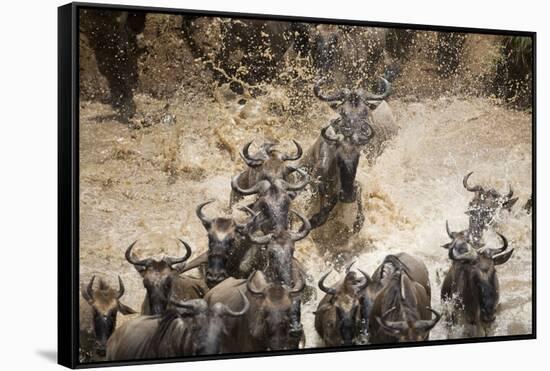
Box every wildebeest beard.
[92,309,116,355]
[145,276,173,315]
[474,268,499,323]
[336,305,360,345]
[336,149,360,203]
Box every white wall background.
[0,0,545,369]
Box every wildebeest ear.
[441,243,451,250]
[502,197,518,211]
[329,102,341,110]
[366,101,382,110]
[133,265,147,274]
[118,302,137,315]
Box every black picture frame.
[58,2,536,369]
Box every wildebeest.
[314,76,396,159]
[106,295,249,360]
[297,77,393,234]
[463,172,519,246]
[79,276,136,359]
[180,200,255,288]
[314,263,370,346]
[246,209,311,285]
[299,125,369,232]
[80,9,146,120]
[205,271,306,352]
[368,254,440,343]
[125,239,208,315]
[230,140,304,207]
[441,221,514,336]
[314,76,391,138]
[231,170,309,233]
[244,209,311,339]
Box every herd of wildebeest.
[79,75,531,362]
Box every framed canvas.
[58,2,536,368]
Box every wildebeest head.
[247,210,311,286]
[196,200,252,288]
[231,169,309,231]
[443,221,514,323]
[375,270,441,342]
[463,172,518,243]
[81,276,136,355]
[168,293,249,355]
[125,239,193,315]
[320,125,369,203]
[317,263,370,345]
[247,271,306,350]
[314,76,391,140]
[240,140,303,180]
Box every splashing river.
[79,87,532,349]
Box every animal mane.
[382,269,419,322]
[150,310,189,356]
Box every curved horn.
[419,307,442,331]
[505,185,514,200]
[282,140,303,161]
[463,172,482,192]
[290,271,305,295]
[321,125,343,143]
[414,308,442,332]
[355,125,376,145]
[125,241,153,267]
[489,232,508,256]
[356,269,371,292]
[248,231,273,245]
[164,239,193,266]
[289,210,311,242]
[345,261,356,273]
[246,271,265,296]
[231,176,269,196]
[222,291,250,317]
[314,78,347,102]
[170,298,208,314]
[84,275,96,302]
[361,76,391,100]
[376,306,407,334]
[236,206,261,231]
[238,205,256,217]
[380,306,398,323]
[318,270,337,295]
[240,141,264,168]
[117,275,125,299]
[281,168,310,191]
[445,220,455,240]
[196,200,215,229]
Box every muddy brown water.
[79,86,532,349]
